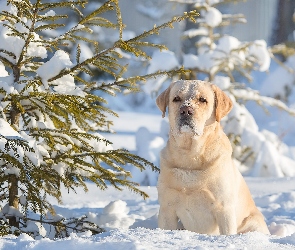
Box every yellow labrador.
[156,80,269,235]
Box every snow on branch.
[231,88,295,116]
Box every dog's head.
[156,80,232,136]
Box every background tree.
[270,0,295,47]
[0,0,195,238]
[166,0,295,177]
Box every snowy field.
[1,111,295,249]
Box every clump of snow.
[143,50,179,95]
[269,222,295,237]
[203,7,222,27]
[0,118,25,162]
[52,162,68,177]
[4,166,21,177]
[17,233,34,242]
[22,221,47,239]
[43,10,56,17]
[85,132,113,153]
[214,36,244,71]
[0,204,23,219]
[147,50,179,74]
[0,17,47,63]
[0,118,23,138]
[37,50,73,89]
[0,62,8,77]
[87,200,135,230]
[52,74,85,97]
[183,36,270,75]
[0,75,15,96]
[0,117,50,173]
[223,99,295,177]
[131,127,164,186]
[212,76,231,90]
[196,37,216,54]
[216,36,241,54]
[183,27,208,38]
[249,40,271,71]
[260,55,295,99]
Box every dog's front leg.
[216,208,237,235]
[158,205,178,230]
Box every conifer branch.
[97,67,191,89]
[47,10,198,83]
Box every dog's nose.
[180,106,193,116]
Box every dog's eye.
[199,97,207,103]
[173,96,181,102]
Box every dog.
[156,80,269,235]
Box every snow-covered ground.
[1,111,295,249]
[1,177,295,249]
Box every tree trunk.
[8,65,21,229]
[8,175,19,228]
[270,0,295,46]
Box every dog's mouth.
[180,124,192,133]
[179,119,195,132]
[177,118,203,136]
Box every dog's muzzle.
[179,105,195,130]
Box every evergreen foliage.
[0,0,197,238]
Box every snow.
[143,50,179,94]
[37,50,73,89]
[0,62,8,77]
[43,10,56,17]
[71,42,94,64]
[183,27,208,38]
[183,53,200,68]
[0,1,18,16]
[203,7,222,27]
[1,0,295,248]
[136,3,165,20]
[36,49,85,94]
[0,175,295,249]
[0,110,293,248]
[183,36,270,76]
[260,55,295,99]
[249,40,271,71]
[0,18,47,63]
[1,204,23,220]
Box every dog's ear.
[211,84,233,122]
[156,85,172,118]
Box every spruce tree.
[0,0,196,238]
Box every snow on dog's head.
[156,80,232,138]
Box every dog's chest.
[175,182,219,234]
[167,165,214,192]
[162,167,220,232]
[171,168,202,188]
